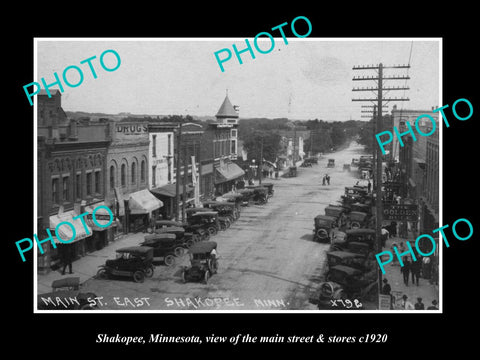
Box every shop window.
[86,172,92,195]
[76,173,81,199]
[95,171,101,194]
[109,165,115,190]
[131,162,136,184]
[121,164,126,186]
[52,178,59,204]
[152,165,156,187]
[152,135,157,157]
[62,176,69,202]
[141,160,146,182]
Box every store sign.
[378,294,391,310]
[383,204,418,221]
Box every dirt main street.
[81,142,368,311]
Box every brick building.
[37,92,114,273]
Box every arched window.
[131,162,136,184]
[121,164,126,186]
[141,160,146,182]
[110,165,115,190]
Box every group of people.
[322,174,331,185]
[381,278,438,310]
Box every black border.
[7,4,478,354]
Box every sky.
[35,38,440,121]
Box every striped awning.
[84,201,116,231]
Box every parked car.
[313,215,337,242]
[187,211,220,235]
[141,233,188,266]
[182,241,218,284]
[326,250,368,272]
[327,159,335,168]
[347,211,372,229]
[330,228,376,255]
[96,246,154,283]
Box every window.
[141,160,146,182]
[52,178,59,204]
[152,135,157,157]
[109,166,115,190]
[86,172,92,195]
[168,134,172,155]
[231,139,236,154]
[95,171,101,194]
[62,176,69,201]
[231,129,237,137]
[121,164,126,186]
[152,165,156,187]
[131,162,136,184]
[76,173,81,199]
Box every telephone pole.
[174,123,182,221]
[352,63,410,309]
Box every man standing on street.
[61,244,74,275]
[401,257,411,286]
[411,258,421,286]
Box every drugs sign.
[383,204,418,221]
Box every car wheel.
[133,271,145,283]
[96,268,108,280]
[208,226,217,236]
[174,246,185,257]
[351,221,361,229]
[316,228,329,240]
[145,265,154,278]
[164,254,175,267]
[186,239,195,248]
[204,270,210,284]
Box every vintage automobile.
[324,205,347,219]
[221,193,244,211]
[330,228,376,255]
[313,215,338,242]
[327,159,335,168]
[349,202,372,216]
[187,211,220,235]
[203,201,240,222]
[252,187,269,205]
[343,164,351,171]
[97,246,154,283]
[351,158,359,167]
[325,250,369,272]
[261,182,275,198]
[325,265,377,299]
[347,211,371,229]
[154,220,204,242]
[141,233,188,265]
[237,188,255,206]
[182,241,218,284]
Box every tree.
[243,132,282,164]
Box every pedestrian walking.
[414,297,425,310]
[400,295,414,310]
[401,257,411,285]
[422,256,431,279]
[61,244,74,275]
[411,258,421,286]
[322,175,326,186]
[367,180,371,193]
[427,299,438,310]
[381,278,391,295]
[326,174,330,185]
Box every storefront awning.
[150,184,193,198]
[50,210,92,244]
[215,162,245,184]
[129,189,163,214]
[84,201,116,231]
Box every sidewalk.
[37,232,146,294]
[381,236,439,310]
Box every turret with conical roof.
[215,94,239,122]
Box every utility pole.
[352,63,410,309]
[174,123,182,221]
[259,136,263,185]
